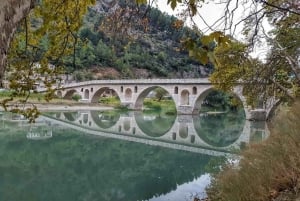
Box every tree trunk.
[0,0,34,87]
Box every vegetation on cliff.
[62,1,209,80]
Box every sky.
[154,0,271,60]
[155,0,243,36]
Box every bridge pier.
[248,109,267,121]
[121,102,135,109]
[177,106,199,115]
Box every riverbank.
[206,102,300,201]
[35,103,114,111]
[0,102,114,112]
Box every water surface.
[0,110,268,201]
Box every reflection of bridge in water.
[41,110,269,157]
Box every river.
[0,109,268,201]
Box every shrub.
[98,96,120,105]
[72,94,82,102]
[207,101,300,201]
[114,104,129,111]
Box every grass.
[143,98,176,114]
[207,101,300,201]
[0,90,76,104]
[98,96,121,106]
[97,97,177,114]
[0,91,177,114]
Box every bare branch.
[259,0,300,16]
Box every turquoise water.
[0,110,268,201]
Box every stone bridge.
[43,79,277,120]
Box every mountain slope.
[64,0,212,80]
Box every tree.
[0,0,95,121]
[154,87,167,102]
[154,0,299,106]
[207,0,300,106]
[0,0,34,85]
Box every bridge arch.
[180,89,190,105]
[193,87,247,115]
[63,89,78,100]
[192,86,197,95]
[57,91,63,98]
[125,88,132,101]
[84,89,89,99]
[134,86,175,109]
[91,87,121,103]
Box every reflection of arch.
[57,91,62,98]
[91,87,120,103]
[83,113,88,124]
[64,112,80,122]
[179,123,188,138]
[193,111,245,147]
[134,86,175,110]
[125,88,132,101]
[134,111,176,137]
[64,89,77,100]
[84,89,89,99]
[90,111,120,129]
[124,119,131,131]
[55,112,61,119]
[180,90,190,105]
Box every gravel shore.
[0,103,114,112]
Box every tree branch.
[259,0,300,16]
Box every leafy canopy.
[4,0,95,121]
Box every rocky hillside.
[64,0,212,81]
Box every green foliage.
[183,31,231,65]
[73,70,94,82]
[3,0,95,118]
[154,87,168,101]
[143,98,176,114]
[201,90,242,112]
[71,94,82,102]
[207,1,300,105]
[114,104,129,111]
[98,96,120,105]
[143,100,162,111]
[60,4,205,78]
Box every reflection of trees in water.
[134,111,176,137]
[194,110,245,147]
[91,110,120,129]
[63,112,80,122]
[0,127,216,201]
